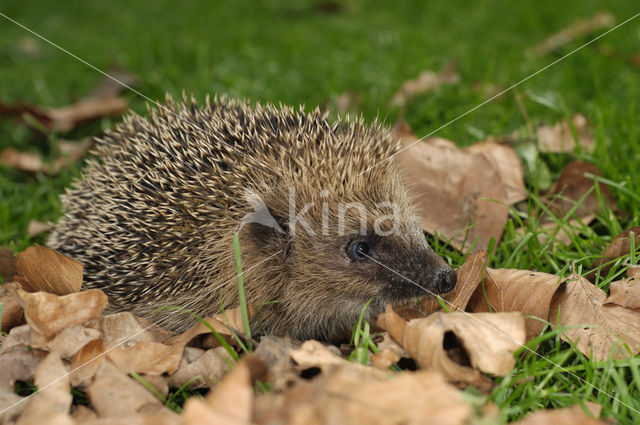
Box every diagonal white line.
[0,12,281,177]
[359,10,640,176]
[0,248,284,417]
[361,251,640,415]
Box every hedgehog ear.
[243,210,291,251]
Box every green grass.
[2,0,640,423]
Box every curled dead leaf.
[378,306,525,388]
[391,61,460,107]
[550,270,640,360]
[588,227,640,282]
[528,12,615,57]
[16,352,73,425]
[537,114,595,153]
[107,341,183,375]
[18,289,108,338]
[0,282,24,333]
[397,132,510,250]
[263,364,471,425]
[15,244,83,295]
[546,161,616,220]
[86,360,161,418]
[604,268,640,309]
[469,268,565,341]
[168,346,233,389]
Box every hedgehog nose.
[435,268,457,294]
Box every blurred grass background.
[1,0,639,249]
[1,1,640,422]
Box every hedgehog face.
[245,182,457,341]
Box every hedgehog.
[48,95,457,342]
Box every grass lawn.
[1,0,640,422]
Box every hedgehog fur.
[48,95,456,342]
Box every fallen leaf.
[18,289,108,338]
[86,312,158,346]
[182,355,266,425]
[400,250,487,318]
[537,114,595,153]
[253,335,301,391]
[528,12,615,57]
[42,325,102,359]
[88,64,139,99]
[26,221,53,237]
[15,244,83,295]
[0,96,127,133]
[467,141,527,204]
[16,352,73,425]
[588,227,640,282]
[0,247,16,283]
[166,306,252,349]
[550,270,640,360]
[267,365,472,425]
[469,268,565,341]
[546,161,616,219]
[107,340,183,375]
[370,348,400,370]
[0,282,24,332]
[604,269,640,309]
[167,346,233,389]
[391,61,460,107]
[0,138,92,175]
[86,360,161,418]
[513,403,605,425]
[0,387,25,423]
[0,346,46,389]
[397,132,509,250]
[69,339,106,388]
[377,306,525,388]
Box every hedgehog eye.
[349,241,370,260]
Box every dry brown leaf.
[86,312,158,346]
[0,282,23,333]
[546,161,616,220]
[87,360,161,418]
[0,346,46,389]
[0,247,16,283]
[69,339,106,387]
[588,227,640,282]
[15,244,83,295]
[168,346,233,389]
[537,114,595,153]
[0,96,127,133]
[166,306,252,348]
[88,65,139,99]
[26,220,53,237]
[391,61,460,107]
[398,132,510,250]
[41,325,102,359]
[604,273,640,310]
[18,289,108,338]
[370,348,401,370]
[182,355,266,425]
[400,250,487,318]
[469,268,565,341]
[0,148,43,173]
[528,12,615,57]
[107,341,183,375]
[513,403,605,425]
[265,365,471,425]
[467,141,528,204]
[378,306,524,388]
[0,138,92,175]
[253,335,302,391]
[16,352,73,425]
[0,387,25,423]
[550,270,640,360]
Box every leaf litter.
[0,240,633,423]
